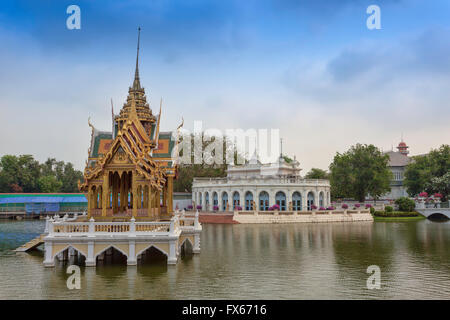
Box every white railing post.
[194,210,200,229]
[44,216,50,234]
[130,217,136,236]
[88,218,95,237]
[47,218,54,237]
[169,218,175,235]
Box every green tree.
[404,145,450,200]
[395,197,416,212]
[305,168,329,179]
[0,155,83,193]
[38,175,63,193]
[329,144,392,202]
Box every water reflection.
[0,219,449,299]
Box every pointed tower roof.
[133,27,142,90]
[116,27,155,123]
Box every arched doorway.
[232,191,240,209]
[259,191,269,211]
[319,192,324,207]
[307,192,315,210]
[245,191,254,210]
[205,192,210,210]
[222,192,228,211]
[275,191,286,211]
[292,192,302,211]
[212,192,218,207]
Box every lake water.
[0,219,449,299]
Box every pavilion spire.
[132,27,142,90]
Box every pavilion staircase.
[15,234,45,252]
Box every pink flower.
[419,192,428,197]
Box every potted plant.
[311,205,317,210]
[341,204,348,209]
[196,205,202,211]
[213,205,219,212]
[187,205,193,211]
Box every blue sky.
[1,0,449,172]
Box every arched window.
[307,192,315,210]
[259,191,269,211]
[222,192,228,211]
[232,191,240,209]
[292,192,302,211]
[319,192,324,207]
[213,192,218,206]
[245,191,254,210]
[275,191,286,211]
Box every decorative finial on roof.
[133,27,142,90]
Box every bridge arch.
[428,212,450,220]
[136,244,169,259]
[95,245,129,260]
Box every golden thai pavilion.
[79,29,178,221]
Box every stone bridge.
[415,202,450,220]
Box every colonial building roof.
[385,151,411,167]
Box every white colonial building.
[192,153,331,212]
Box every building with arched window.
[192,152,331,212]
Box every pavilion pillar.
[147,186,153,217]
[168,176,173,214]
[113,173,118,214]
[156,188,161,217]
[102,173,109,216]
[162,183,167,208]
[87,188,92,217]
[132,173,137,217]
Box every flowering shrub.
[319,206,326,211]
[269,204,280,211]
[187,205,193,210]
[433,193,443,198]
[213,205,219,211]
[311,205,317,210]
[365,204,372,208]
[419,192,428,197]
[236,206,243,210]
[327,206,335,210]
[354,203,361,208]
[341,204,348,209]
[196,205,202,210]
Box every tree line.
[305,144,449,202]
[0,155,83,193]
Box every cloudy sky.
[1,0,449,173]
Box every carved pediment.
[111,146,132,165]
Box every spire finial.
[133,27,141,90]
[280,138,283,157]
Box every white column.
[86,241,95,267]
[43,242,54,267]
[286,189,292,211]
[302,192,307,211]
[193,234,201,253]
[217,191,222,211]
[127,240,136,265]
[168,240,177,264]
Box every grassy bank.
[373,215,426,221]
[372,211,426,221]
